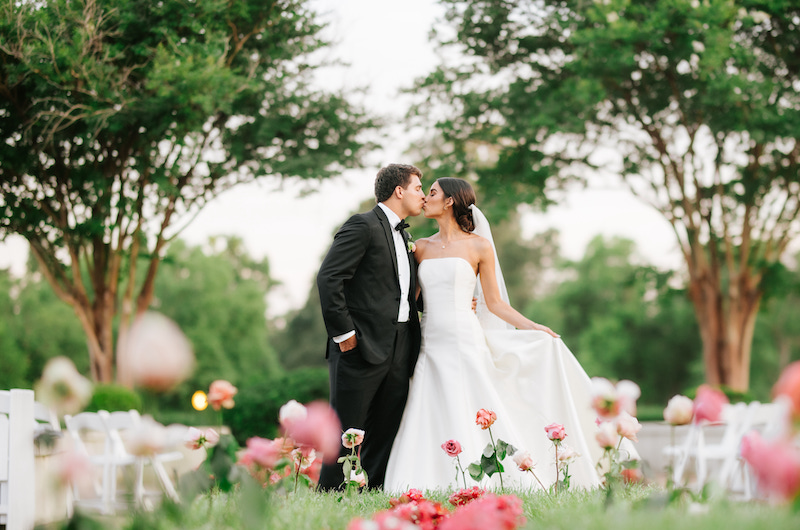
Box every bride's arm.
[477,240,559,337]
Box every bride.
[384,177,605,492]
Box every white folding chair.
[63,411,138,514]
[665,402,758,490]
[103,410,183,504]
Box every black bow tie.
[395,220,410,232]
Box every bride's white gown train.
[384,257,607,492]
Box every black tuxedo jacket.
[317,205,421,366]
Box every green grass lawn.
[57,484,800,530]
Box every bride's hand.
[530,322,559,338]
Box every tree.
[153,237,281,392]
[0,0,377,382]
[0,270,30,389]
[526,235,702,405]
[409,0,800,390]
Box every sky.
[0,0,683,318]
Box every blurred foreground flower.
[126,415,188,457]
[208,380,238,410]
[185,427,220,450]
[35,356,93,417]
[693,384,729,424]
[279,399,307,428]
[741,430,800,502]
[663,394,694,425]
[120,312,195,392]
[439,493,526,530]
[773,361,800,420]
[590,377,640,420]
[616,411,642,442]
[281,400,341,463]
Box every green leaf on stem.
[468,462,485,481]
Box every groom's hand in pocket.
[339,335,358,352]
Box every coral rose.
[441,439,462,457]
[207,380,238,410]
[475,409,497,430]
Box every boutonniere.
[406,233,416,253]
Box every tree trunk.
[688,275,761,392]
[71,296,115,383]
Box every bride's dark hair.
[436,177,476,233]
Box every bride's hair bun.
[436,178,476,233]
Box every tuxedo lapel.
[373,206,400,280]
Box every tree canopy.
[0,0,377,381]
[410,0,800,390]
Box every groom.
[316,163,425,490]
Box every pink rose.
[475,409,497,430]
[693,384,728,424]
[595,421,619,449]
[207,380,238,410]
[615,411,642,442]
[544,423,567,442]
[741,430,800,501]
[441,439,463,457]
[773,361,800,420]
[663,394,694,425]
[282,400,342,463]
[512,450,535,471]
[342,428,365,449]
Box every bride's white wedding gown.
[384,257,606,492]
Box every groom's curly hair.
[374,164,423,203]
[437,177,476,232]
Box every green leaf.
[480,452,499,477]
[468,462,485,482]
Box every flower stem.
[527,469,549,494]
[488,427,504,491]
[554,444,560,495]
